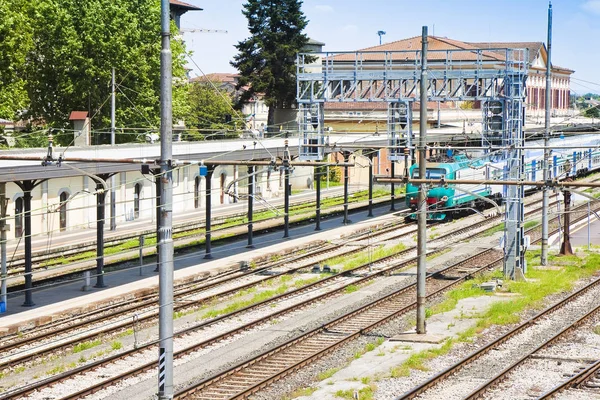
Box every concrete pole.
[157,0,174,397]
[154,171,161,272]
[283,166,290,238]
[247,166,254,248]
[110,68,117,231]
[0,183,7,310]
[560,185,574,256]
[416,27,428,334]
[315,167,321,231]
[541,1,552,265]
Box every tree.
[231,0,310,129]
[0,0,33,120]
[184,81,236,139]
[20,0,190,145]
[584,106,600,119]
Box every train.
[405,134,600,221]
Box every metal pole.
[247,166,254,248]
[94,181,107,288]
[368,151,374,217]
[139,234,145,276]
[204,167,213,259]
[541,1,552,265]
[0,183,7,311]
[157,0,174,397]
[154,171,161,272]
[284,166,290,238]
[343,151,350,225]
[315,167,321,231]
[588,200,591,251]
[560,185,573,255]
[22,184,34,307]
[390,162,396,211]
[416,26,428,334]
[110,68,117,231]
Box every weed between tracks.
[388,251,600,379]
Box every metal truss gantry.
[297,47,529,278]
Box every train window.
[411,168,446,179]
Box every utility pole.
[110,68,117,231]
[0,183,8,312]
[416,26,428,335]
[541,1,552,265]
[157,0,174,398]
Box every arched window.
[194,176,201,209]
[134,183,142,219]
[14,197,23,238]
[59,192,68,231]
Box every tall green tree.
[21,0,190,145]
[0,0,33,120]
[231,0,310,128]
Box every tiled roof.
[324,101,454,111]
[330,36,506,63]
[191,73,239,84]
[468,41,543,64]
[69,111,88,120]
[169,0,202,11]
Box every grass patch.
[317,367,340,381]
[285,386,318,399]
[335,385,375,400]
[326,242,407,272]
[111,341,122,351]
[46,364,66,376]
[201,285,288,319]
[72,339,102,354]
[483,222,505,237]
[345,285,359,294]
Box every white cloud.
[315,4,334,13]
[582,0,600,15]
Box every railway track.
[0,196,555,399]
[0,194,551,371]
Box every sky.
[180,0,600,95]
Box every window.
[194,176,201,209]
[412,168,446,179]
[59,192,68,231]
[14,197,23,238]
[134,183,142,219]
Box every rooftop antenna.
[377,30,386,45]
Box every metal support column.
[416,27,428,334]
[343,151,351,225]
[390,162,396,211]
[247,166,254,248]
[560,184,574,255]
[158,0,174,396]
[154,170,161,272]
[110,68,117,231]
[22,182,34,307]
[94,181,107,288]
[204,167,214,259]
[315,167,322,231]
[0,183,7,311]
[283,165,290,238]
[541,2,552,266]
[368,151,374,217]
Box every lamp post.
[377,30,386,45]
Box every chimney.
[69,111,90,146]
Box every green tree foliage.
[184,81,236,139]
[0,0,189,145]
[0,0,33,120]
[584,106,600,119]
[231,0,310,128]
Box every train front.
[405,163,454,221]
